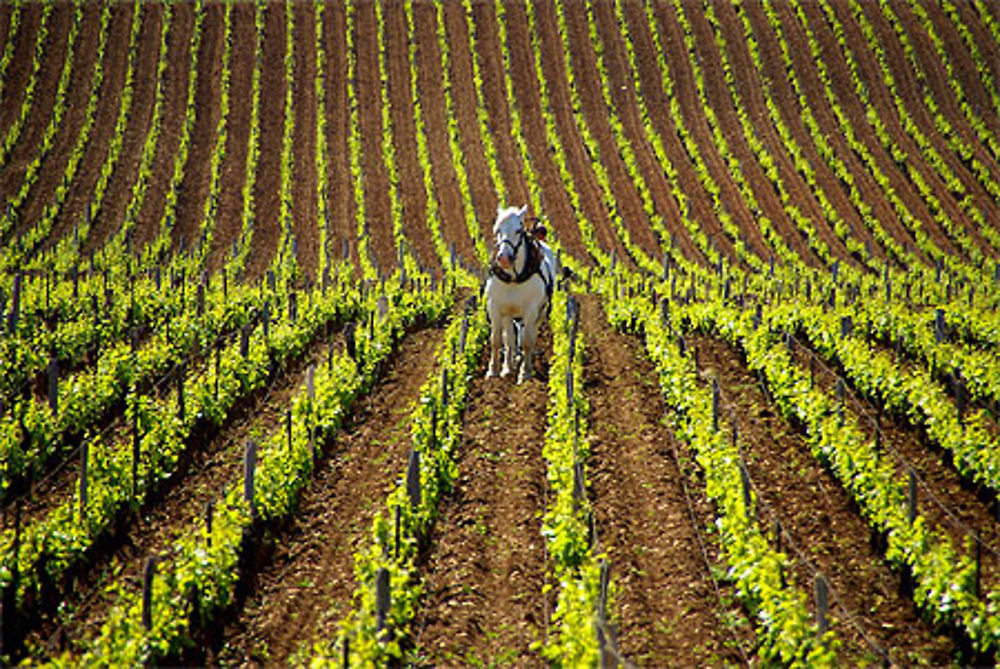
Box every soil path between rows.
[580,294,749,664]
[211,324,446,666]
[413,335,553,666]
[691,333,954,665]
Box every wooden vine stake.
[740,460,752,521]
[245,439,258,519]
[48,356,58,415]
[815,574,829,637]
[908,470,917,525]
[711,379,720,432]
[79,440,89,520]
[375,567,390,634]
[406,450,421,509]
[142,557,157,630]
[205,501,214,548]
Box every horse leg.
[486,312,502,378]
[501,317,516,377]
[519,314,539,383]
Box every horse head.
[492,205,528,273]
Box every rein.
[490,228,542,284]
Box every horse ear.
[518,205,528,219]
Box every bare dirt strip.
[86,4,164,252]
[409,3,481,268]
[765,0,925,266]
[814,0,960,259]
[24,330,346,662]
[439,2,499,244]
[206,3,255,275]
[647,0,772,266]
[0,5,71,191]
[384,0,439,275]
[414,338,554,666]
[690,334,955,665]
[887,0,1000,249]
[0,3,38,138]
[556,2,668,265]
[529,0,635,268]
[319,3,361,276]
[245,3,286,281]
[209,324,446,666]
[580,294,750,664]
[41,4,132,253]
[132,4,195,253]
[737,0,884,265]
[170,3,225,258]
[354,1,398,277]
[858,0,993,256]
[290,4,320,282]
[713,1,857,268]
[681,1,821,269]
[589,0,708,267]
[615,0,742,268]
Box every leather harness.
[490,228,552,297]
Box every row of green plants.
[344,0,376,282]
[68,272,452,666]
[0,265,358,625]
[0,2,23,101]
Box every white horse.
[484,205,557,383]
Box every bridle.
[491,223,538,284]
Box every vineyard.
[1,0,1000,665]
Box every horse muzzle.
[496,249,514,270]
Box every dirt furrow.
[41,4,132,252]
[691,334,955,665]
[84,4,163,252]
[681,1,821,268]
[500,1,587,260]
[319,3,359,274]
[132,4,195,252]
[648,0,771,266]
[589,1,708,267]
[768,0,925,266]
[0,5,71,190]
[713,1,857,267]
[409,3,479,268]
[529,0,633,268]
[814,0,959,259]
[354,1,397,277]
[245,3,286,281]
[384,0,438,275]
[859,0,993,255]
[206,3,255,275]
[209,324,445,666]
[414,340,553,666]
[0,4,38,138]
[581,294,749,664]
[170,3,225,257]
[291,4,319,281]
[26,332,345,661]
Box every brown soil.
[291,3,319,281]
[409,3,480,268]
[691,334,955,665]
[26,332,344,660]
[581,294,750,664]
[42,4,132,253]
[354,1,397,277]
[413,337,554,666]
[210,325,444,666]
[530,0,634,268]
[319,3,361,275]
[767,0,928,267]
[7,4,98,240]
[244,3,286,281]
[85,4,163,252]
[170,3,225,257]
[132,4,195,252]
[384,0,438,276]
[0,3,38,138]
[206,3,256,275]
[0,5,71,192]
